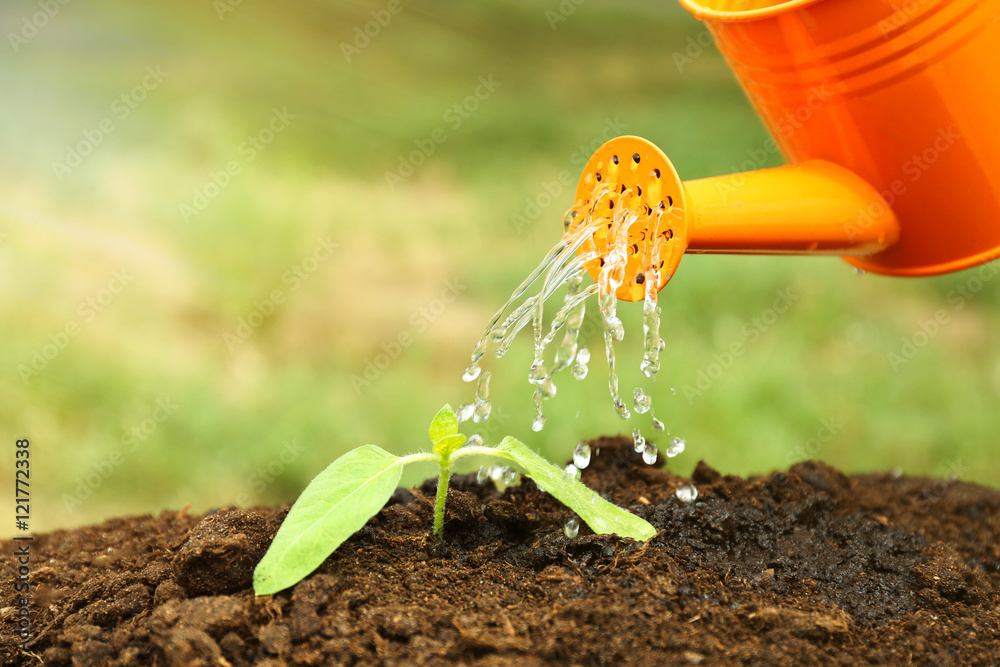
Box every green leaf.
[432,433,467,458]
[428,404,458,447]
[253,445,404,596]
[495,437,657,542]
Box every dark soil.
[3,437,999,666]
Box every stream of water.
[458,180,684,454]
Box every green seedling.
[253,404,657,595]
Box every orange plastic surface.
[684,160,899,256]
[572,137,899,300]
[570,137,687,301]
[674,0,1000,277]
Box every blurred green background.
[3,0,998,535]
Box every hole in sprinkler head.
[631,243,639,254]
[658,201,665,209]
[636,272,645,284]
[596,172,602,182]
[620,184,626,193]
[637,186,642,196]
[667,195,673,206]
[612,155,619,164]
[654,168,661,178]
[632,153,641,163]
[599,257,605,267]
[609,200,614,209]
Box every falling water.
[473,371,492,423]
[457,177,687,453]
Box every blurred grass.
[1,0,998,535]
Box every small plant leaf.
[253,445,404,596]
[432,433,467,458]
[428,404,459,447]
[495,437,657,542]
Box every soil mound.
[3,437,998,665]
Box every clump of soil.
[3,436,999,666]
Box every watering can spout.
[570,136,899,302]
[682,160,899,257]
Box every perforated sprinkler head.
[568,136,687,302]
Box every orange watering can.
[571,0,1000,301]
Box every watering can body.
[572,0,1000,297]
[686,0,1000,276]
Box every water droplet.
[473,399,491,423]
[854,267,867,276]
[475,371,491,401]
[609,318,624,341]
[573,442,592,469]
[467,433,483,448]
[563,463,580,482]
[502,467,517,484]
[528,362,548,384]
[463,364,481,382]
[477,466,489,484]
[595,448,601,457]
[564,517,580,538]
[613,397,631,420]
[642,443,658,465]
[632,427,645,453]
[633,387,652,414]
[536,376,557,399]
[890,467,903,479]
[665,437,685,458]
[531,414,546,431]
[576,347,591,364]
[572,362,589,380]
[670,387,676,395]
[489,465,504,481]
[675,484,698,503]
[456,403,475,423]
